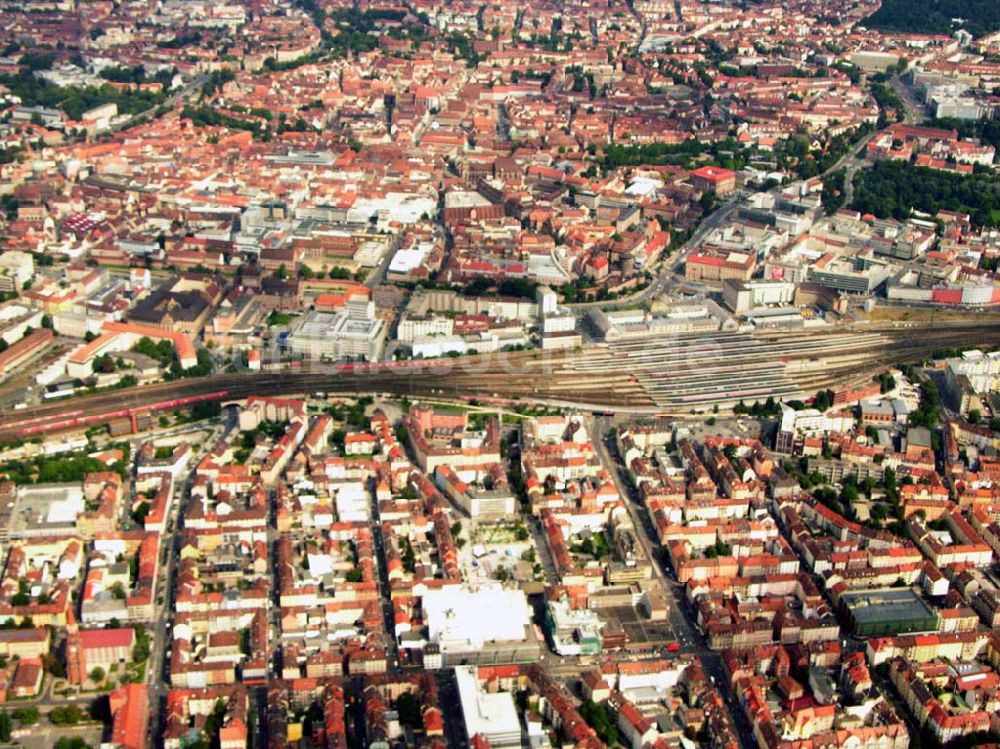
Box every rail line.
[0,322,997,441]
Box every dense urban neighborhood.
[0,0,1000,749]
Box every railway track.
[599,324,1000,409]
[1,322,997,441]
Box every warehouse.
[841,588,939,637]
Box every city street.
[591,414,759,749]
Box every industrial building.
[722,279,796,315]
[840,588,939,637]
[420,584,541,667]
[455,665,523,749]
[287,295,386,362]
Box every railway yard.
[5,0,1000,746]
[3,318,998,444]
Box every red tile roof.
[80,628,135,650]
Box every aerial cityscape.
[0,0,1000,748]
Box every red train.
[18,390,230,437]
[4,408,84,431]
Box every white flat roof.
[423,584,530,646]
[445,191,491,209]
[455,666,521,744]
[389,247,427,274]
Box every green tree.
[55,738,92,749]
[12,706,37,725]
[863,0,1000,37]
[851,159,1000,228]
[18,52,56,71]
[131,501,150,526]
[579,700,618,745]
[395,692,422,727]
[132,624,151,663]
[821,168,847,215]
[49,705,85,725]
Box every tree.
[851,159,1000,228]
[967,409,982,424]
[883,467,900,505]
[273,264,289,280]
[11,706,38,726]
[395,692,422,727]
[49,705,85,725]
[132,625,151,663]
[131,501,150,526]
[41,652,65,678]
[55,738,92,749]
[0,711,11,742]
[821,168,847,215]
[89,666,105,683]
[93,353,117,374]
[19,52,56,71]
[813,389,834,411]
[400,538,416,574]
[579,700,618,745]
[704,540,731,559]
[863,0,1000,38]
